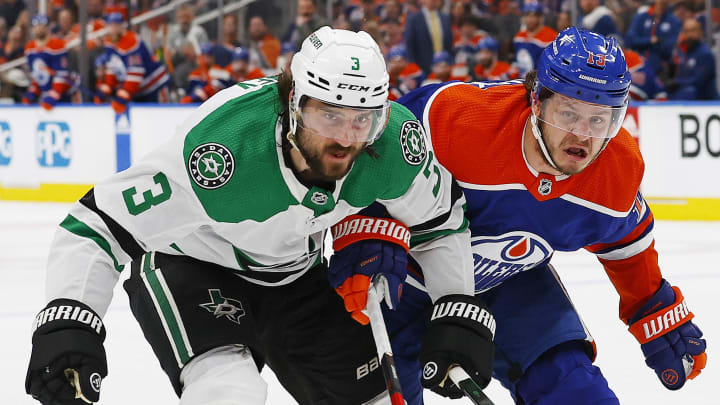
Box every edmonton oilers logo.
[471,231,553,288]
[486,233,552,262]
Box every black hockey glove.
[26,299,108,405]
[419,294,495,397]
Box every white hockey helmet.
[290,26,390,145]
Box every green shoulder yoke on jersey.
[183,82,428,222]
[183,77,299,223]
[339,101,428,207]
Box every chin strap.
[530,112,560,171]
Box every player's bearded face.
[295,127,365,181]
[294,99,369,181]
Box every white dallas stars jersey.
[46,77,474,316]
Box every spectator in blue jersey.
[624,48,668,100]
[624,0,681,73]
[23,14,78,110]
[276,42,296,73]
[578,0,620,37]
[180,43,233,104]
[403,0,453,74]
[512,2,557,77]
[211,13,242,68]
[667,18,718,100]
[102,12,171,113]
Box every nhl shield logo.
[310,191,328,205]
[188,143,235,190]
[400,121,427,166]
[200,289,246,324]
[538,178,553,196]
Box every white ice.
[2,201,718,404]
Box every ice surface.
[2,202,717,404]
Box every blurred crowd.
[1,0,718,111]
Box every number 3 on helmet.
[289,26,391,145]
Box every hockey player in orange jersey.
[329,27,707,404]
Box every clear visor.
[533,89,628,139]
[296,99,390,144]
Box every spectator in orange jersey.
[226,46,265,83]
[474,36,519,81]
[23,14,78,110]
[247,15,281,73]
[453,15,485,65]
[512,2,557,77]
[386,45,424,100]
[422,50,471,85]
[181,43,234,104]
[102,12,170,113]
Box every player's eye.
[353,113,373,126]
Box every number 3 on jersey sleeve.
[423,151,441,197]
[122,172,172,215]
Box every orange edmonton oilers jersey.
[399,81,662,324]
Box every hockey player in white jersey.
[24,27,490,405]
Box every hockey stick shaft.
[366,281,405,405]
[448,367,495,405]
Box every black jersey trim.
[409,179,464,233]
[79,188,147,259]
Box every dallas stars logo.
[188,143,235,189]
[199,289,246,324]
[400,121,427,166]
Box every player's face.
[523,13,541,31]
[538,94,615,174]
[32,24,48,40]
[476,49,494,67]
[295,99,371,181]
[432,62,451,79]
[108,23,123,41]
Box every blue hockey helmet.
[199,42,214,56]
[106,12,124,24]
[31,14,49,26]
[522,1,544,14]
[386,45,408,61]
[529,28,631,172]
[232,46,250,61]
[281,42,297,55]
[536,27,630,107]
[431,51,453,65]
[475,36,499,53]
